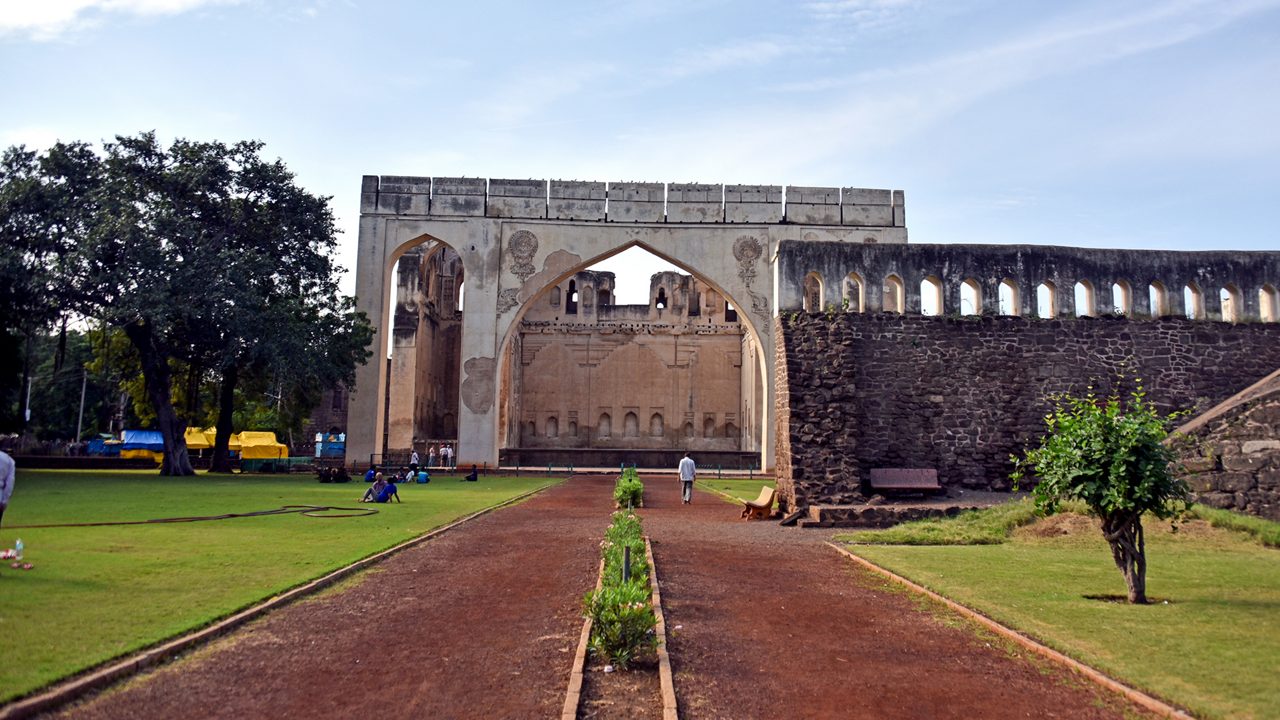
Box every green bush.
[584,581,657,669]
[614,472,644,509]
[585,508,656,668]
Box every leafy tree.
[1012,386,1192,603]
[1,132,370,475]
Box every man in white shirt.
[0,450,14,528]
[678,452,696,504]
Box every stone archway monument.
[347,177,908,470]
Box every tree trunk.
[210,363,238,473]
[122,320,194,476]
[1103,512,1147,603]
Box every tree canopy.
[0,132,372,473]
[1012,385,1192,603]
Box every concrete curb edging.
[645,536,679,720]
[561,558,605,720]
[826,542,1195,719]
[0,483,556,720]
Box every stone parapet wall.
[776,241,1280,322]
[359,175,906,231]
[774,313,1280,512]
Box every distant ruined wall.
[774,313,1280,511]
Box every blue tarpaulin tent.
[121,430,164,461]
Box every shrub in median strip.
[614,467,644,509]
[584,503,657,669]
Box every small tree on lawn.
[1012,385,1191,604]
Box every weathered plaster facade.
[348,177,906,468]
[500,269,761,466]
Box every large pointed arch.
[494,238,773,468]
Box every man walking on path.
[678,451,696,504]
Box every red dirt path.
[50,477,1153,719]
[54,477,613,720]
[641,479,1152,720]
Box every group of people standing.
[411,443,455,472]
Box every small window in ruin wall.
[550,287,562,306]
[597,413,612,438]
[650,413,664,437]
[725,303,738,322]
[624,412,640,437]
[567,280,578,314]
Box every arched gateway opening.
[496,244,768,469]
[384,241,464,463]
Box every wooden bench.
[868,468,941,495]
[741,486,776,520]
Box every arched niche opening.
[843,272,864,313]
[1036,281,1057,319]
[1184,282,1204,319]
[1220,284,1241,323]
[1112,281,1131,316]
[960,278,981,316]
[1074,280,1095,317]
[999,279,1020,316]
[884,274,905,314]
[920,275,943,316]
[1261,284,1279,322]
[1149,281,1168,317]
[382,238,465,464]
[803,272,824,312]
[495,242,768,470]
[567,280,579,314]
[546,416,559,438]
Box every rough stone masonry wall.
[774,313,1280,512]
[1173,370,1280,520]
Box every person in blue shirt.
[375,477,401,503]
[363,465,377,483]
[416,469,430,484]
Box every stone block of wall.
[786,186,841,225]
[430,177,486,216]
[774,313,1280,511]
[487,178,546,219]
[361,175,379,213]
[725,184,783,223]
[841,187,895,227]
[607,182,665,222]
[375,175,431,215]
[667,183,723,223]
[549,180,606,221]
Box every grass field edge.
[0,480,561,720]
[826,542,1196,720]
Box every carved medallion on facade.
[496,288,521,315]
[732,235,769,316]
[507,230,539,282]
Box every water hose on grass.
[5,504,378,529]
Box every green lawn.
[0,470,557,702]
[695,477,774,503]
[841,512,1280,720]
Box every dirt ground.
[53,477,612,720]
[48,477,1155,719]
[641,479,1154,720]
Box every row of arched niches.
[781,242,1280,322]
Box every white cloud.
[804,0,921,31]
[0,0,242,40]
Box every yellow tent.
[237,431,288,459]
[183,427,215,451]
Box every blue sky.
[2,0,1278,302]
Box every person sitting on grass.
[375,476,401,503]
[416,468,430,484]
[360,473,386,503]
[363,465,377,483]
[464,464,479,482]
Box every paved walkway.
[54,477,1146,719]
